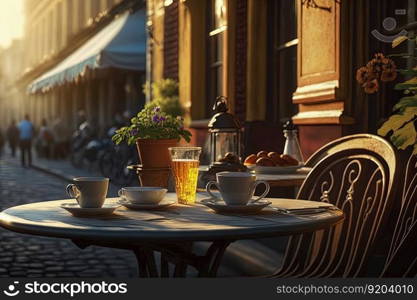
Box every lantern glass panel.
[214,131,238,162]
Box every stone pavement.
[0,151,137,278]
[29,152,121,196]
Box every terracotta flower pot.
[136,167,172,189]
[136,138,178,168]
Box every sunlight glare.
[0,0,24,48]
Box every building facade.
[0,40,25,129]
[24,0,126,67]
[147,0,415,159]
[0,0,145,136]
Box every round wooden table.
[0,193,343,277]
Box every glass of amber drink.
[169,147,201,204]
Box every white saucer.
[60,203,121,217]
[118,198,177,210]
[200,198,272,214]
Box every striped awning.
[28,9,146,93]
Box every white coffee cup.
[206,172,270,205]
[66,177,109,208]
[118,187,168,204]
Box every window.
[163,0,179,80]
[266,0,298,124]
[206,0,227,117]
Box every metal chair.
[380,153,417,277]
[274,134,399,277]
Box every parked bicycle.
[99,143,138,186]
[69,120,95,168]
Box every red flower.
[356,67,376,84]
[357,53,398,94]
[363,79,379,94]
[367,59,383,73]
[382,58,396,71]
[374,53,385,61]
[381,69,397,82]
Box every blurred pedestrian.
[76,110,87,129]
[39,118,54,159]
[18,114,34,167]
[52,117,69,159]
[6,120,19,157]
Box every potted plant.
[356,33,417,154]
[112,105,191,169]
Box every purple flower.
[152,115,160,123]
[160,116,166,122]
[130,128,139,136]
[153,106,161,113]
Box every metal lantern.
[208,96,245,173]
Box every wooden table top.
[0,193,343,244]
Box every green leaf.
[392,95,417,112]
[398,69,417,76]
[110,101,192,144]
[390,121,417,150]
[395,77,417,90]
[128,136,136,145]
[392,35,409,48]
[378,106,417,136]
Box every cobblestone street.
[0,152,137,278]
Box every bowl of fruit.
[243,151,304,174]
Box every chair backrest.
[275,134,398,278]
[380,153,417,277]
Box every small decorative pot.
[135,138,178,168]
[134,139,178,188]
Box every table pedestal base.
[73,240,233,278]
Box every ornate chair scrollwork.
[274,134,399,278]
[380,153,417,277]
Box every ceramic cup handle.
[252,180,270,202]
[206,181,221,199]
[118,189,124,198]
[66,184,80,203]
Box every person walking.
[39,118,54,159]
[6,120,19,157]
[18,114,34,167]
[51,117,69,159]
